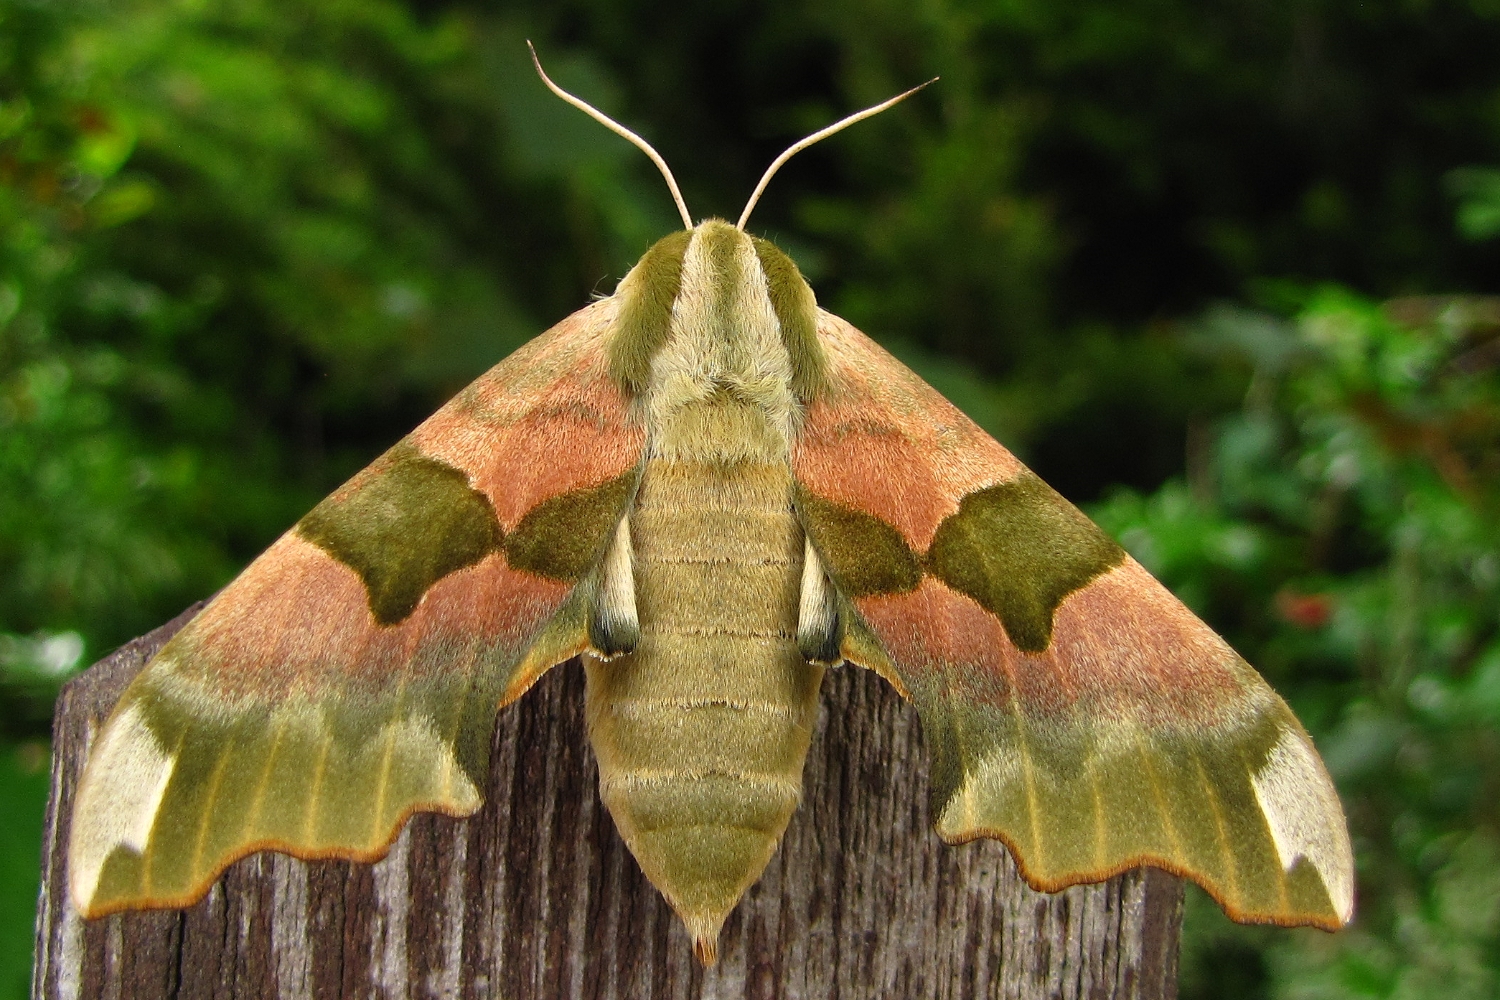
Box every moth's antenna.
[528,41,694,230]
[736,79,937,230]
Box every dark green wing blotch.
[297,442,503,625]
[506,471,638,581]
[924,474,1125,652]
[794,487,923,598]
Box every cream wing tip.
[1250,725,1357,927]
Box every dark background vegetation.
[4,0,1500,996]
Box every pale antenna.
[737,79,937,230]
[528,42,694,230]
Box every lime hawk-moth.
[68,52,1354,964]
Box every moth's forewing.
[793,311,1354,930]
[69,300,646,918]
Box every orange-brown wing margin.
[793,310,1354,930]
[69,298,643,917]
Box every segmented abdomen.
[583,455,822,956]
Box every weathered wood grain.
[34,606,1182,999]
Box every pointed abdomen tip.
[693,933,719,965]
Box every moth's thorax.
[608,219,825,463]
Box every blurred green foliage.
[0,742,46,1000]
[3,0,1500,996]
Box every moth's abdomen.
[584,456,822,961]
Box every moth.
[69,48,1354,965]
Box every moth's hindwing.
[792,310,1354,930]
[69,299,645,918]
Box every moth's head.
[609,219,821,399]
[630,217,807,307]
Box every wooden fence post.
[33,604,1182,999]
